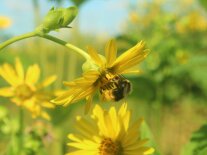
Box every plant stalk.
[0,32,37,50]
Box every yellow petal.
[51,89,76,105]
[0,87,14,97]
[103,108,117,139]
[63,93,82,106]
[115,51,148,74]
[15,58,24,82]
[67,140,98,150]
[123,111,131,131]
[92,105,109,136]
[64,78,94,88]
[105,39,117,67]
[114,41,146,63]
[22,97,36,109]
[66,150,97,155]
[87,46,104,66]
[39,75,57,88]
[68,134,82,143]
[63,81,76,87]
[84,95,93,114]
[122,118,144,146]
[71,86,96,104]
[60,86,96,107]
[117,102,131,137]
[25,64,40,84]
[41,101,55,108]
[118,102,128,117]
[109,106,121,139]
[123,146,154,155]
[64,71,99,88]
[121,69,140,75]
[111,41,149,74]
[75,116,98,140]
[52,86,95,107]
[124,138,148,150]
[11,97,22,106]
[0,64,20,86]
[82,70,100,80]
[144,148,155,154]
[41,111,51,120]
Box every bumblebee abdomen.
[99,74,132,101]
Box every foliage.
[0,0,207,155]
[182,122,207,155]
[199,0,207,11]
[71,0,90,7]
[117,0,207,105]
[47,0,90,7]
[140,121,161,155]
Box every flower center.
[99,138,122,155]
[15,84,34,100]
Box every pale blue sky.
[0,0,133,37]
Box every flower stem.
[17,107,24,154]
[41,34,90,60]
[0,31,37,50]
[0,31,90,60]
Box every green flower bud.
[82,59,99,72]
[82,55,106,72]
[36,6,78,34]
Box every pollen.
[99,138,122,155]
[14,84,34,100]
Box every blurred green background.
[0,0,207,155]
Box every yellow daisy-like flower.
[53,40,148,112]
[0,16,12,29]
[67,103,154,155]
[129,12,139,23]
[0,58,57,120]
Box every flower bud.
[82,59,99,72]
[36,6,78,34]
[82,55,106,72]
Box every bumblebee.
[99,72,132,101]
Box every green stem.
[0,31,90,60]
[0,31,37,50]
[17,107,24,155]
[41,34,90,60]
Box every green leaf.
[71,0,89,7]
[140,121,161,155]
[199,0,207,11]
[181,122,207,155]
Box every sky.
[0,0,132,37]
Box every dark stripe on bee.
[99,73,132,101]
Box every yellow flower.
[0,58,57,120]
[67,103,154,155]
[129,12,139,23]
[176,12,207,33]
[52,40,149,112]
[188,12,207,31]
[0,16,12,29]
[176,50,189,64]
